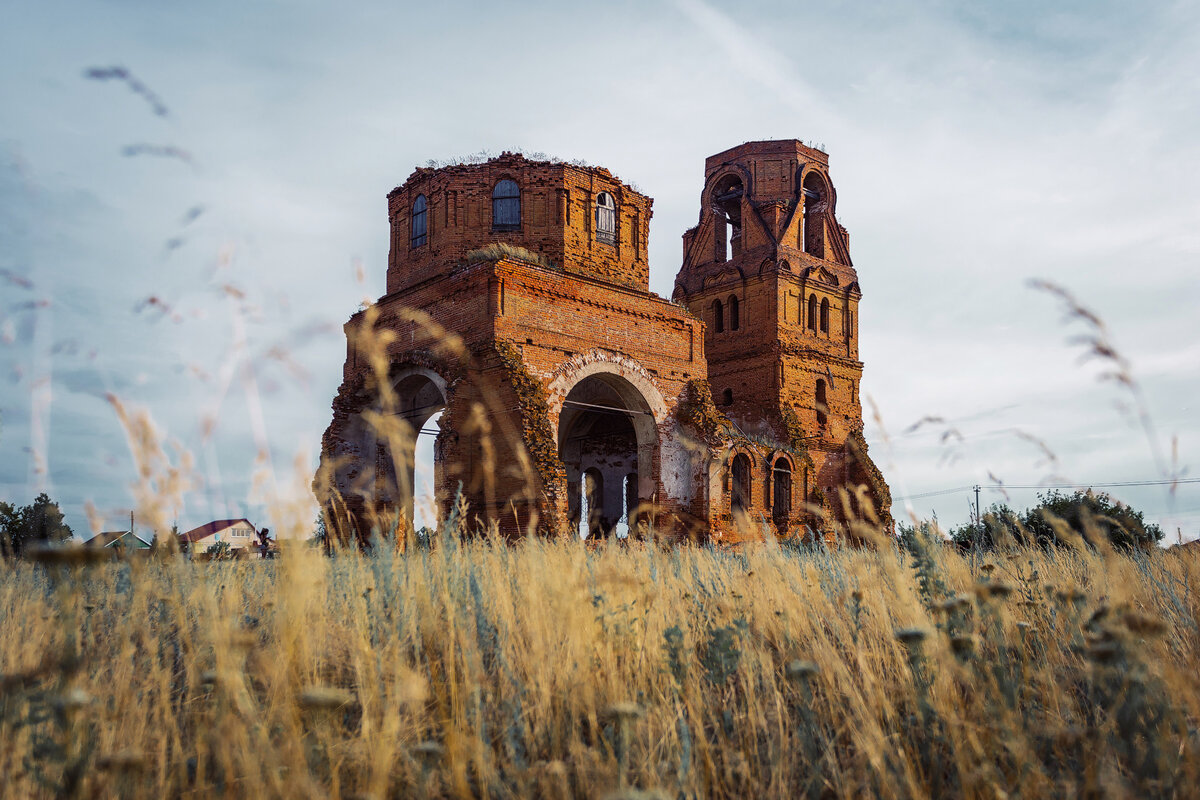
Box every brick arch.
[546,350,669,430]
[705,164,754,203]
[548,350,669,534]
[797,165,836,214]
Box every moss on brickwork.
[847,430,893,527]
[494,340,566,515]
[778,404,816,471]
[676,379,729,444]
[467,243,558,271]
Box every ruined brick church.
[318,140,891,543]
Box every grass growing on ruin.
[3,524,1199,798]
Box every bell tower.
[673,139,889,531]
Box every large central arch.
[550,354,664,538]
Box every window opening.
[807,294,818,332]
[729,295,740,330]
[595,191,616,245]
[712,299,724,333]
[820,298,830,334]
[721,388,733,406]
[411,194,428,248]
[492,179,521,230]
[816,379,828,427]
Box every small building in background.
[84,530,152,551]
[179,518,261,557]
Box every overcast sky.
[1,0,1197,542]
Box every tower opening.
[802,172,826,258]
[712,174,743,262]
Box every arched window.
[772,458,792,524]
[410,194,428,248]
[721,388,733,406]
[815,379,828,427]
[712,299,724,333]
[595,191,616,245]
[728,295,740,331]
[820,298,830,334]
[492,179,521,230]
[731,454,751,511]
[807,294,818,332]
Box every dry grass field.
[3,520,1199,799]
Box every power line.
[897,476,1200,502]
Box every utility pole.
[973,485,981,529]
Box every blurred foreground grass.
[3,527,1199,799]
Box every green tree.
[0,500,24,557]
[950,502,1022,551]
[1,493,72,557]
[1023,489,1162,551]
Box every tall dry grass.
[3,523,1199,799]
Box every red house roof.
[179,518,256,543]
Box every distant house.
[179,519,261,556]
[85,530,152,550]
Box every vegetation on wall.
[467,243,557,271]
[847,430,894,528]
[675,379,728,445]
[778,404,816,471]
[493,340,566,523]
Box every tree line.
[901,489,1164,552]
[0,493,74,557]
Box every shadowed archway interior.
[558,373,656,538]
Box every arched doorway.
[558,373,657,539]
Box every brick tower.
[673,140,891,534]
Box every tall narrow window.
[772,458,792,526]
[807,294,818,332]
[492,179,521,230]
[595,191,616,244]
[712,299,724,333]
[721,388,733,406]
[729,295,740,331]
[410,194,428,248]
[820,298,830,334]
[815,379,828,427]
[731,454,751,511]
